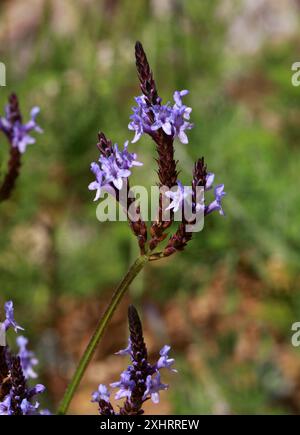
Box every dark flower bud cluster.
[88,42,226,259]
[0,94,42,202]
[0,301,48,415]
[91,305,176,415]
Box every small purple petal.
[91,384,110,403]
[3,301,24,333]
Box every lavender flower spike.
[0,301,47,415]
[92,305,176,415]
[3,301,24,333]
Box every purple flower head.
[0,104,42,153]
[17,335,39,379]
[165,181,191,213]
[129,89,193,144]
[151,103,173,135]
[142,372,168,404]
[0,395,12,415]
[3,300,24,333]
[92,305,176,415]
[205,184,226,216]
[91,384,110,404]
[20,398,40,415]
[114,141,143,169]
[0,301,46,416]
[128,96,152,143]
[110,369,136,400]
[100,155,131,190]
[89,141,143,199]
[156,345,177,373]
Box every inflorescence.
[0,94,42,202]
[88,41,226,259]
[91,305,176,415]
[0,301,48,415]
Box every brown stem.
[0,147,22,202]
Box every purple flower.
[0,383,45,416]
[0,395,12,415]
[205,184,226,216]
[129,89,193,144]
[142,372,168,404]
[165,181,191,213]
[171,90,193,144]
[115,338,132,356]
[91,384,110,403]
[92,306,176,415]
[40,409,52,415]
[88,162,105,201]
[205,172,215,191]
[156,345,177,373]
[151,103,173,135]
[0,300,46,416]
[128,96,152,143]
[89,141,143,199]
[100,155,131,190]
[110,369,136,400]
[0,105,42,153]
[20,399,40,415]
[114,141,143,170]
[3,300,24,333]
[27,384,46,398]
[17,336,39,379]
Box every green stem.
[57,254,149,415]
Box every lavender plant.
[0,94,42,202]
[91,305,176,415]
[0,43,225,416]
[0,302,47,415]
[58,41,226,414]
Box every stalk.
[57,255,148,415]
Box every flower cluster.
[88,140,143,201]
[0,97,42,154]
[128,90,193,144]
[89,41,226,259]
[0,301,47,415]
[91,305,176,415]
[0,94,42,203]
[165,174,226,217]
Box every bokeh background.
[1,0,300,414]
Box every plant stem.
[57,254,149,415]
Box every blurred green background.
[0,0,300,414]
